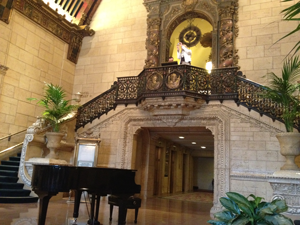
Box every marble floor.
[0,194,213,225]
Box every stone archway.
[144,0,239,69]
[118,111,229,215]
[164,10,215,65]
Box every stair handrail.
[76,83,118,130]
[0,129,27,141]
[0,143,23,162]
[0,129,27,153]
[0,143,23,155]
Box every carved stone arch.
[117,113,228,215]
[160,5,218,66]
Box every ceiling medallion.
[179,25,201,48]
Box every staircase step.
[0,182,24,189]
[0,196,39,203]
[0,189,31,197]
[0,165,19,171]
[0,176,18,183]
[9,156,20,162]
[0,170,18,177]
[1,160,20,166]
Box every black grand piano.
[31,164,141,225]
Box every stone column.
[144,0,162,68]
[218,0,239,68]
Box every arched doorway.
[144,0,239,69]
[168,17,213,68]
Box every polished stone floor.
[1,194,213,225]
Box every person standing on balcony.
[176,42,192,65]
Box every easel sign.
[74,137,101,167]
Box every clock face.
[179,25,201,48]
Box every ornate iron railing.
[76,84,118,130]
[75,65,300,131]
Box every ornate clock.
[178,25,201,48]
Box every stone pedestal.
[268,171,300,216]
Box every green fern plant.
[262,56,300,132]
[27,83,79,132]
[207,192,293,225]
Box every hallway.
[1,194,213,225]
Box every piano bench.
[108,195,141,224]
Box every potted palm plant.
[262,56,300,170]
[276,0,300,57]
[208,192,293,225]
[28,82,79,159]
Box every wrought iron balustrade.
[75,65,300,131]
[76,84,117,130]
[236,76,300,131]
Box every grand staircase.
[0,152,38,203]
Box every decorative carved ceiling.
[7,0,101,64]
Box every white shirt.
[177,45,192,64]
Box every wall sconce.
[74,92,83,103]
[206,61,212,74]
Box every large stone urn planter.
[45,132,65,159]
[276,133,300,171]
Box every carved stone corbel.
[13,0,95,64]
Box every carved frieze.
[268,175,300,214]
[139,96,205,116]
[13,0,95,64]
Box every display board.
[74,137,101,167]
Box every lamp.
[74,92,83,103]
[206,61,212,74]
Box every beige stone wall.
[237,0,299,84]
[73,0,147,102]
[0,11,75,137]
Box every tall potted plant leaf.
[276,0,300,57]
[208,192,293,225]
[262,56,300,170]
[28,82,79,159]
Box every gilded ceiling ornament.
[13,0,95,64]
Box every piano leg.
[73,190,83,220]
[35,191,57,225]
[118,201,128,225]
[87,194,101,225]
[94,195,101,222]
